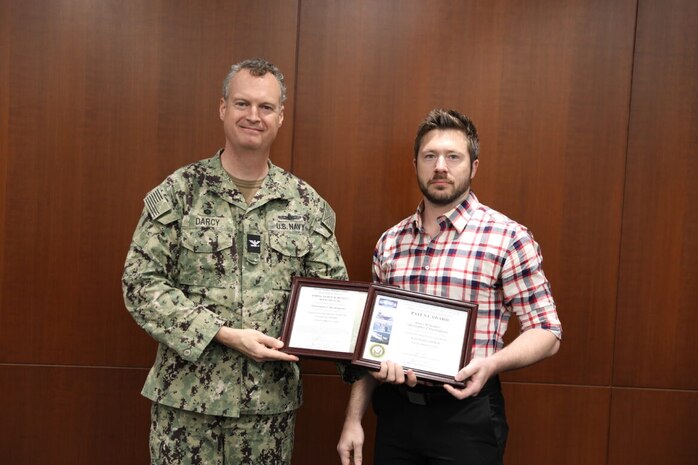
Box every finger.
[388,363,405,383]
[265,348,299,362]
[385,362,404,383]
[405,369,418,387]
[446,377,482,398]
[373,362,389,381]
[381,362,393,382]
[278,352,299,362]
[352,443,363,465]
[337,446,350,465]
[443,383,471,399]
[258,334,284,349]
[253,345,299,362]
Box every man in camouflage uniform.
[122,58,348,465]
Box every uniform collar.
[207,150,296,207]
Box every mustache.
[428,175,452,184]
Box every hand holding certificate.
[280,278,477,385]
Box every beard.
[418,174,471,206]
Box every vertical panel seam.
[289,0,303,175]
[608,0,642,464]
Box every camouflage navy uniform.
[123,151,348,463]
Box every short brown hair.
[413,109,479,163]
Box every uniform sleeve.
[122,183,226,362]
[303,199,349,280]
[501,228,562,340]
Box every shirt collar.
[411,191,480,234]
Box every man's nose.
[434,155,448,171]
[246,105,260,121]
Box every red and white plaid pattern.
[373,192,562,359]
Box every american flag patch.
[144,187,171,219]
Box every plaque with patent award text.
[352,285,477,386]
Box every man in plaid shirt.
[338,109,562,465]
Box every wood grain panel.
[502,383,610,465]
[294,374,377,465]
[614,0,698,389]
[485,0,636,387]
[0,0,8,315]
[294,0,636,385]
[300,358,342,376]
[0,0,166,367]
[608,388,698,465]
[155,0,299,173]
[0,364,151,465]
[0,0,299,367]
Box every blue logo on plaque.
[378,297,397,308]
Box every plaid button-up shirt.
[373,192,562,359]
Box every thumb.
[255,332,284,349]
[454,364,475,382]
[267,337,285,349]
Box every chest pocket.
[267,232,310,289]
[177,227,234,287]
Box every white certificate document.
[288,286,368,353]
[361,294,470,377]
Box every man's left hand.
[443,357,495,399]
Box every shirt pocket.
[177,227,234,288]
[267,232,310,290]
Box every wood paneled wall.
[1,1,695,464]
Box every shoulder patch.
[144,186,172,220]
[321,201,337,233]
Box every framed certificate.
[280,277,370,359]
[352,285,477,386]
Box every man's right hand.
[214,327,299,363]
[337,420,365,465]
[371,361,418,387]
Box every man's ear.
[470,159,480,180]
[219,98,227,121]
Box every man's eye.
[234,101,247,108]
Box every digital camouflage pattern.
[150,403,296,465]
[123,151,348,418]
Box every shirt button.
[183,349,192,357]
[424,265,430,270]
